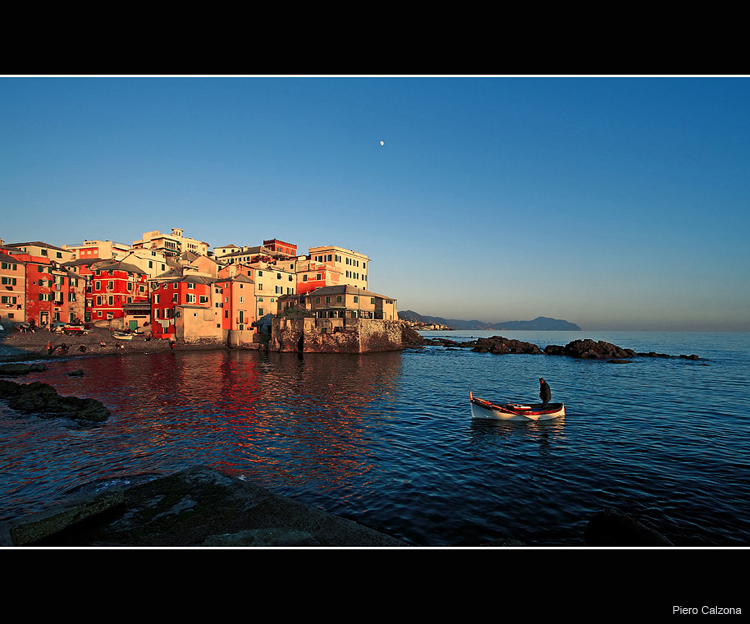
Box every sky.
[1,75,749,332]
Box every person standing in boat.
[539,378,551,408]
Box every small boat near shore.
[112,332,133,341]
[469,391,565,421]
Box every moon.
[380,140,384,146]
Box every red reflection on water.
[23,349,403,494]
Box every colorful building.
[296,245,370,293]
[65,259,150,324]
[132,228,209,258]
[150,276,216,339]
[0,251,25,325]
[2,242,83,326]
[62,239,131,261]
[278,285,397,322]
[218,259,295,324]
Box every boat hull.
[470,393,565,421]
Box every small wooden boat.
[470,391,565,421]
[112,331,133,341]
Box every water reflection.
[0,349,406,521]
[469,416,567,454]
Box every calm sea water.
[1,330,749,547]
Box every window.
[303,275,308,282]
[188,282,195,290]
[354,296,358,303]
[186,294,196,303]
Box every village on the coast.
[0,228,411,354]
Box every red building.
[150,276,215,339]
[263,239,297,257]
[66,259,150,324]
[3,242,83,327]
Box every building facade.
[0,252,25,325]
[132,228,209,258]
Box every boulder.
[0,379,109,423]
[545,339,636,360]
[1,488,125,546]
[469,336,542,354]
[400,323,425,347]
[0,363,48,376]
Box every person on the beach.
[539,378,551,408]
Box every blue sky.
[1,75,749,331]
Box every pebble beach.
[0,325,230,363]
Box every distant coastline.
[399,311,582,332]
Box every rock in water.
[0,379,109,423]
[0,363,48,376]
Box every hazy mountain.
[399,310,582,331]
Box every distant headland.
[399,311,582,332]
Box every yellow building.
[278,285,397,322]
[132,228,209,258]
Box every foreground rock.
[0,466,408,547]
[0,379,109,423]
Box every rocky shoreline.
[411,334,702,362]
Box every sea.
[1,329,749,547]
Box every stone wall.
[227,329,261,349]
[270,317,406,353]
